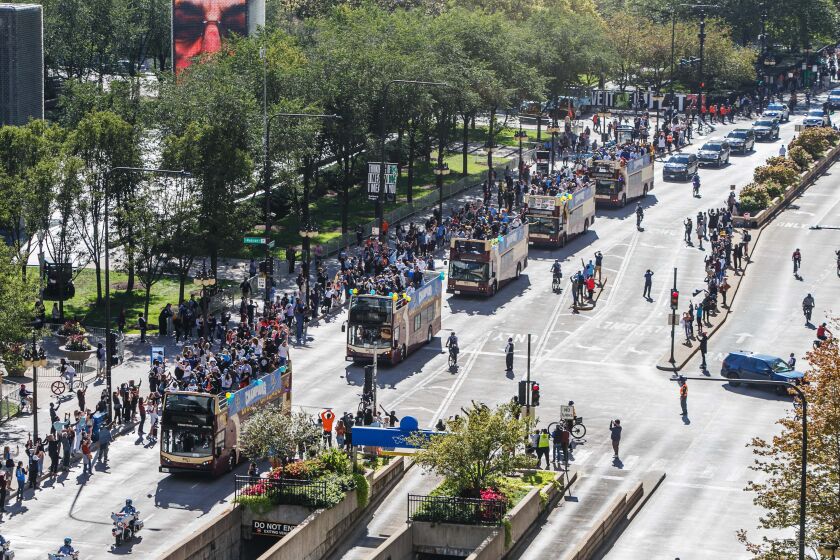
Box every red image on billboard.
[173,0,248,74]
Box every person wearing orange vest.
[320,409,336,447]
[679,379,688,417]
[709,104,717,122]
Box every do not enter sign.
[252,520,296,538]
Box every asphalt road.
[3,100,839,560]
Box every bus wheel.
[426,326,433,344]
[583,218,589,233]
[401,344,407,362]
[560,234,567,248]
[516,263,521,279]
[490,281,498,295]
[621,194,627,208]
[523,256,528,268]
[643,184,649,196]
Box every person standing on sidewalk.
[138,313,148,343]
[14,461,26,501]
[47,434,60,477]
[679,378,688,416]
[699,332,708,372]
[536,429,551,469]
[60,428,72,471]
[81,437,92,475]
[609,420,622,458]
[0,471,6,512]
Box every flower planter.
[59,346,95,362]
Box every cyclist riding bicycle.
[446,332,459,366]
[635,203,644,228]
[551,260,562,280]
[817,323,832,341]
[59,358,76,386]
[803,293,815,322]
[692,172,700,196]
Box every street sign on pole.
[244,236,266,245]
[258,277,266,289]
[367,162,398,201]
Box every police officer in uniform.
[504,338,514,372]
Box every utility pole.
[757,4,768,112]
[669,268,678,366]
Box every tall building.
[0,3,44,125]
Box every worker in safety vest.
[320,409,336,447]
[537,429,551,469]
[679,379,688,417]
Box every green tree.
[67,111,141,304]
[738,323,840,559]
[408,402,529,497]
[0,244,37,370]
[239,406,321,462]
[0,120,64,280]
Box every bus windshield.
[348,324,393,348]
[528,216,559,235]
[349,297,392,325]
[595,179,616,195]
[162,394,215,458]
[449,260,489,282]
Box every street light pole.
[105,167,190,422]
[377,80,448,233]
[682,376,807,560]
[669,267,677,365]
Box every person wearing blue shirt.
[120,498,136,515]
[58,537,74,554]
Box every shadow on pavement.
[447,277,532,316]
[596,194,659,221]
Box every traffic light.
[363,365,374,396]
[531,382,540,407]
[670,290,680,310]
[258,260,267,274]
[518,380,528,405]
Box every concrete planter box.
[59,345,95,362]
[733,142,840,229]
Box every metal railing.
[0,395,20,424]
[234,475,328,508]
[407,494,507,525]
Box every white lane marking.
[666,481,741,492]
[428,330,491,427]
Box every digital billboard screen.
[172,0,264,74]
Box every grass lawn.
[49,267,233,333]
[239,150,501,258]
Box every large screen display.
[172,0,264,74]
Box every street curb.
[655,146,840,373]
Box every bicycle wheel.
[72,379,87,392]
[571,423,586,439]
[51,380,66,396]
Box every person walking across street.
[609,419,622,458]
[504,338,514,372]
[643,270,654,300]
[699,332,708,372]
[679,378,688,416]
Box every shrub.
[790,127,838,158]
[353,472,369,508]
[738,183,770,214]
[66,334,91,351]
[788,145,813,171]
[753,164,798,187]
[234,493,273,514]
[763,156,796,170]
[282,459,322,479]
[57,320,85,336]
[764,181,785,199]
[319,448,351,475]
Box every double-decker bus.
[524,186,595,248]
[159,363,293,475]
[447,224,529,296]
[591,153,654,207]
[344,271,443,365]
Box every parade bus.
[159,363,293,476]
[524,185,595,248]
[591,153,654,207]
[344,271,443,365]
[447,223,529,296]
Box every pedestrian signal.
[518,380,528,405]
[670,290,680,310]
